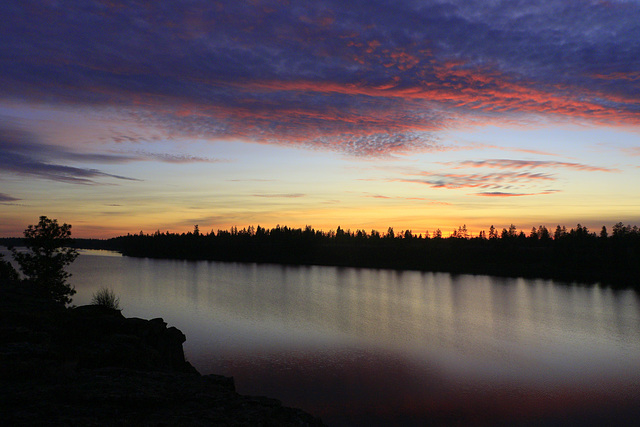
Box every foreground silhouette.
[0,282,324,426]
[0,218,324,426]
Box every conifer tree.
[12,216,79,305]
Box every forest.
[6,222,637,287]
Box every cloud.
[227,179,277,182]
[399,171,555,190]
[0,125,139,184]
[0,123,224,184]
[252,193,306,198]
[447,159,619,172]
[398,154,616,195]
[127,151,225,164]
[475,190,560,197]
[464,144,559,156]
[0,193,20,202]
[622,147,640,156]
[363,193,452,205]
[2,1,639,156]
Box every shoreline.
[3,231,640,289]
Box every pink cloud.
[448,159,618,172]
[622,147,640,156]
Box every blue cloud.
[0,123,222,184]
[1,1,639,155]
[0,193,20,202]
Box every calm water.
[13,249,640,425]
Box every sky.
[1,0,639,238]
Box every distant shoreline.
[4,225,639,288]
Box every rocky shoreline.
[0,284,324,426]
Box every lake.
[13,249,640,425]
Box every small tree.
[12,216,79,305]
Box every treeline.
[2,222,639,287]
[110,223,640,287]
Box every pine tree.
[12,216,79,305]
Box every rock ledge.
[0,285,324,426]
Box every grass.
[91,287,120,310]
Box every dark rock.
[55,305,195,373]
[0,284,325,426]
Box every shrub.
[91,287,120,310]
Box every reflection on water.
[52,250,640,424]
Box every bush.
[91,287,120,310]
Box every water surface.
[36,250,640,424]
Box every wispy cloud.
[0,124,224,184]
[398,155,616,195]
[227,179,277,182]
[622,147,640,156]
[252,193,306,198]
[0,193,20,202]
[465,144,559,157]
[127,151,225,164]
[476,190,560,197]
[363,193,452,205]
[0,126,138,184]
[399,171,555,190]
[447,159,619,172]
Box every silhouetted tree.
[600,226,608,239]
[454,225,468,239]
[613,222,628,237]
[554,225,567,240]
[11,216,79,305]
[0,253,19,284]
[538,225,550,240]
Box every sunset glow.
[1,1,639,238]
